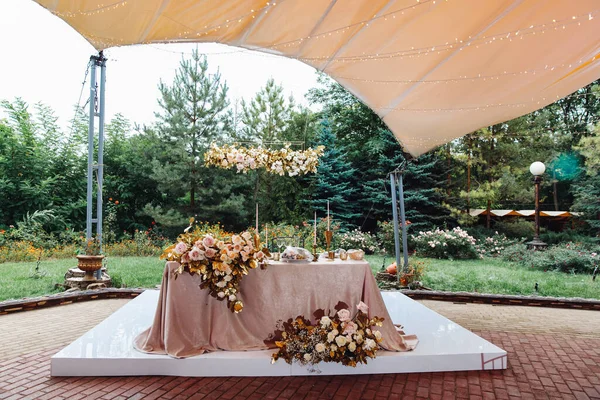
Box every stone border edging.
[1,288,599,315]
[0,288,145,315]
[399,289,600,310]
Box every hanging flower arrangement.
[161,220,268,313]
[204,143,324,176]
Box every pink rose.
[337,309,351,322]
[233,244,242,253]
[189,247,205,261]
[357,301,369,314]
[205,248,217,258]
[202,235,216,248]
[240,251,249,262]
[343,321,358,335]
[175,242,188,254]
[255,251,265,260]
[180,252,190,264]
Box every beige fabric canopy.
[34,0,600,156]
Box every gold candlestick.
[324,230,334,260]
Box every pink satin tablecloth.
[134,260,418,358]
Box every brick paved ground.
[0,298,599,400]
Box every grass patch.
[1,255,598,302]
[0,257,164,302]
[365,255,599,299]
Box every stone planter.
[76,255,105,280]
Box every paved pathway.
[0,297,598,400]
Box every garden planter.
[76,255,105,280]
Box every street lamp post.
[527,161,547,250]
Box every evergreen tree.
[403,152,452,232]
[152,49,230,210]
[310,119,360,229]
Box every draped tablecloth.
[134,260,418,358]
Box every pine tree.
[153,49,230,210]
[310,119,360,229]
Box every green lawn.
[0,255,598,302]
[0,257,164,302]
[365,255,599,299]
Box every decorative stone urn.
[76,255,105,280]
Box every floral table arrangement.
[205,143,324,176]
[269,302,384,367]
[161,221,268,313]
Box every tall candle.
[313,212,317,245]
[255,203,259,233]
[327,200,330,231]
[265,223,268,248]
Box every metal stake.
[390,173,401,280]
[86,58,97,242]
[397,172,409,273]
[85,52,107,279]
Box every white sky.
[0,0,319,130]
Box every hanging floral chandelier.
[205,143,324,177]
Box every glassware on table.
[339,249,348,261]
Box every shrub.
[494,219,535,239]
[337,229,380,254]
[412,227,478,259]
[475,233,519,257]
[502,242,599,274]
[540,230,599,248]
[376,221,411,254]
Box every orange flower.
[115,201,119,205]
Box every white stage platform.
[51,290,506,376]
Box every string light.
[50,0,599,69]
[295,9,600,63]
[49,0,128,17]
[329,63,576,85]
[378,91,600,113]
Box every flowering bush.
[162,220,268,313]
[205,143,324,176]
[412,227,478,259]
[270,302,384,367]
[338,229,380,254]
[475,232,519,258]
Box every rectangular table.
[134,259,417,358]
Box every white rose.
[363,338,376,351]
[330,344,337,352]
[217,292,225,298]
[348,342,356,352]
[224,275,232,282]
[216,281,226,288]
[315,343,326,353]
[320,316,332,328]
[335,336,347,347]
[303,354,312,362]
[374,330,382,340]
[327,331,336,343]
[228,295,236,301]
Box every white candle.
[265,223,268,248]
[255,203,259,233]
[327,200,330,231]
[313,212,317,245]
